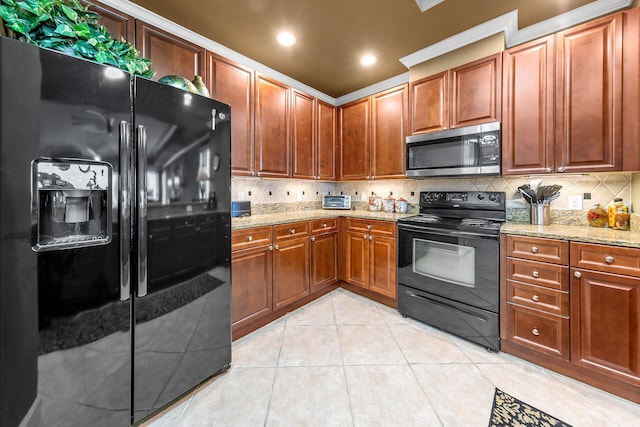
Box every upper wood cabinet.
[502,35,556,175]
[339,84,407,180]
[291,90,315,179]
[207,53,255,177]
[622,8,640,172]
[84,0,134,43]
[503,13,624,175]
[410,54,501,135]
[450,53,502,128]
[135,21,205,80]
[316,100,337,180]
[370,85,408,179]
[555,13,622,173]
[254,74,290,178]
[339,97,370,180]
[409,71,448,134]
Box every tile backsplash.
[233,172,636,215]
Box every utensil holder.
[531,204,551,225]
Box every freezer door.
[132,77,231,422]
[0,39,132,427]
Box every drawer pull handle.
[605,256,615,264]
[290,229,296,234]
[367,225,372,230]
[532,295,540,302]
[322,223,327,228]
[274,244,280,250]
[310,236,316,242]
[531,246,539,254]
[247,236,253,242]
[574,271,582,278]
[532,328,540,336]
[532,271,539,278]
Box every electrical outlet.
[361,192,366,201]
[568,195,582,210]
[238,191,245,201]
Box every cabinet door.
[272,237,310,310]
[339,97,370,180]
[84,0,134,42]
[450,53,502,128]
[291,90,315,179]
[255,75,290,177]
[369,235,397,298]
[622,8,640,171]
[207,54,254,176]
[135,21,205,80]
[502,36,555,175]
[555,13,622,173]
[410,71,448,134]
[310,232,338,293]
[231,246,273,329]
[570,268,640,382]
[371,84,408,179]
[344,231,369,288]
[316,100,337,180]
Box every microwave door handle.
[119,121,131,301]
[136,125,148,297]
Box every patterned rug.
[488,388,573,427]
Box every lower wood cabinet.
[231,243,273,329]
[342,218,397,299]
[501,234,640,404]
[272,234,310,311]
[310,219,338,293]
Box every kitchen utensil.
[521,188,538,204]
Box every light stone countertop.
[231,209,415,230]
[501,222,640,248]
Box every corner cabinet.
[254,75,290,178]
[501,233,640,404]
[339,84,407,180]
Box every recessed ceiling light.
[276,31,296,46]
[360,54,377,66]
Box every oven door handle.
[403,290,489,322]
[398,223,497,240]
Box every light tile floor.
[144,289,640,427]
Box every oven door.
[397,223,499,313]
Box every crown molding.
[400,0,633,69]
[335,73,410,106]
[97,0,336,105]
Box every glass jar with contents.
[608,198,627,227]
[613,208,630,230]
[587,204,607,227]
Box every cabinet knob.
[532,328,540,336]
[274,244,280,250]
[367,225,372,230]
[322,223,327,228]
[363,234,368,239]
[545,167,552,173]
[532,295,540,302]
[290,229,296,234]
[558,166,565,172]
[574,271,582,278]
[247,236,253,242]
[531,246,539,254]
[604,256,615,264]
[369,235,373,240]
[268,245,273,251]
[310,236,316,242]
[532,271,539,278]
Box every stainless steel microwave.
[405,122,500,178]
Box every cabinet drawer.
[506,280,569,316]
[232,226,272,251]
[505,258,569,290]
[571,242,640,277]
[346,218,396,237]
[506,235,569,264]
[273,221,309,241]
[505,303,570,359]
[310,218,338,234]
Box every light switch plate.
[568,195,582,210]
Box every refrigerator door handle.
[119,121,131,301]
[137,125,148,297]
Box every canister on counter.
[607,198,627,228]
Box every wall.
[232,172,634,224]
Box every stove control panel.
[420,191,504,209]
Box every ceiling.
[128,0,605,98]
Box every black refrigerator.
[0,37,232,427]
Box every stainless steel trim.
[405,121,500,144]
[119,121,131,301]
[137,125,148,297]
